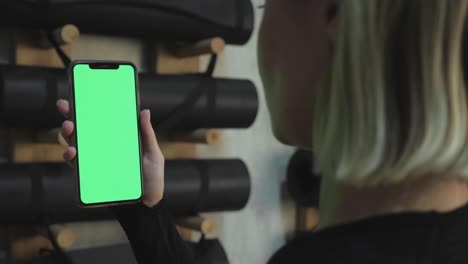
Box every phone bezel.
[67,60,144,208]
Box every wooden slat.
[15,33,72,68]
[163,129,222,145]
[16,25,79,68]
[172,37,225,58]
[296,207,319,233]
[11,235,52,260]
[11,128,67,163]
[54,225,76,249]
[175,216,216,235]
[175,226,193,241]
[155,44,200,74]
[37,24,80,48]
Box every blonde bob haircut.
[313,0,468,186]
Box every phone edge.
[67,60,144,209]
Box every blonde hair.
[313,0,468,187]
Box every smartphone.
[68,60,143,207]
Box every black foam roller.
[0,65,258,131]
[286,150,321,208]
[0,0,254,45]
[0,160,250,224]
[0,29,15,64]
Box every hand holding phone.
[59,60,165,208]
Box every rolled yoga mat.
[0,0,254,45]
[0,65,258,131]
[0,160,251,224]
[286,150,321,208]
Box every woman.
[57,0,468,263]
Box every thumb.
[140,109,161,156]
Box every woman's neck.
[317,175,468,230]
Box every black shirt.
[113,200,468,264]
[112,199,195,263]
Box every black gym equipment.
[0,29,15,64]
[0,0,254,45]
[0,160,251,224]
[0,65,259,131]
[286,150,321,208]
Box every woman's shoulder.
[268,203,468,264]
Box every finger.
[61,121,74,146]
[140,110,162,157]
[56,99,70,119]
[63,147,76,167]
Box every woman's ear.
[326,1,338,47]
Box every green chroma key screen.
[72,63,142,205]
